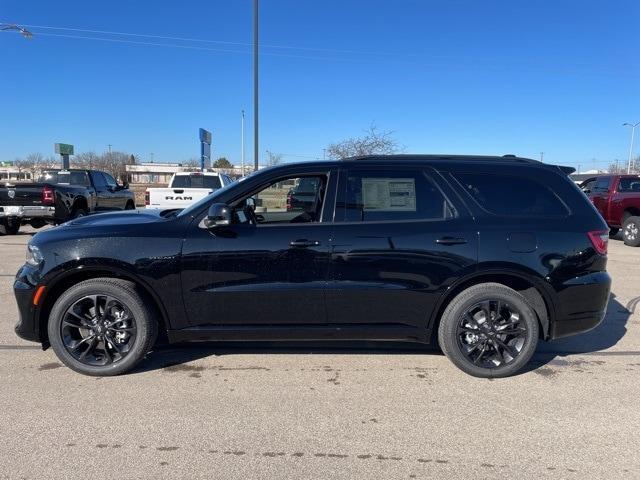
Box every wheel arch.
[622,208,640,223]
[72,196,89,213]
[429,268,555,341]
[37,266,170,347]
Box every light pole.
[241,110,245,176]
[0,23,33,39]
[253,0,259,171]
[623,122,640,174]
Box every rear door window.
[338,169,455,222]
[91,172,107,189]
[453,173,569,217]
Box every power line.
[20,23,431,58]
[18,23,639,78]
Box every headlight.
[26,245,44,266]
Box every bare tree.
[266,151,283,166]
[608,156,639,174]
[181,158,201,172]
[71,150,136,182]
[326,125,400,160]
[74,151,100,170]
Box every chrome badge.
[7,189,15,199]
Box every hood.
[30,209,178,246]
[65,209,168,227]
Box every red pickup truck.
[581,174,640,246]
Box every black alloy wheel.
[61,294,137,366]
[456,300,527,369]
[438,283,539,378]
[48,278,157,376]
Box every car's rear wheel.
[2,220,20,235]
[125,201,135,210]
[622,216,640,247]
[48,278,157,376]
[438,283,539,378]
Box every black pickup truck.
[0,169,135,235]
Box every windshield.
[172,174,221,189]
[37,170,90,186]
[177,179,239,217]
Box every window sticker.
[362,178,416,211]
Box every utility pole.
[150,153,154,163]
[253,0,259,171]
[577,164,581,174]
[108,144,112,154]
[241,110,246,176]
[540,152,544,163]
[623,122,640,174]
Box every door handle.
[290,239,321,248]
[436,236,467,246]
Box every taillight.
[42,186,55,205]
[587,230,609,255]
[286,192,292,211]
[144,191,150,206]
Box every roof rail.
[343,154,539,164]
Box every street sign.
[199,128,212,145]
[199,129,212,170]
[54,143,74,155]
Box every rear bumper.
[0,206,55,220]
[549,271,611,339]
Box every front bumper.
[0,206,55,220]
[14,278,40,343]
[549,271,611,339]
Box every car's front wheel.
[438,283,539,378]
[48,278,158,376]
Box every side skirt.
[167,323,431,344]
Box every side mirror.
[203,203,232,229]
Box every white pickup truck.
[145,171,233,209]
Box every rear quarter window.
[617,177,640,192]
[453,172,569,217]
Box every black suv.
[14,155,611,378]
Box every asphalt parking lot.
[1,227,639,479]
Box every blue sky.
[1,0,639,171]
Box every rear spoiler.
[558,165,576,175]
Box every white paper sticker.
[361,178,416,211]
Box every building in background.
[0,161,33,182]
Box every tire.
[622,216,640,247]
[438,283,539,378]
[3,220,20,235]
[48,278,158,376]
[609,227,619,237]
[125,201,135,210]
[71,207,88,219]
